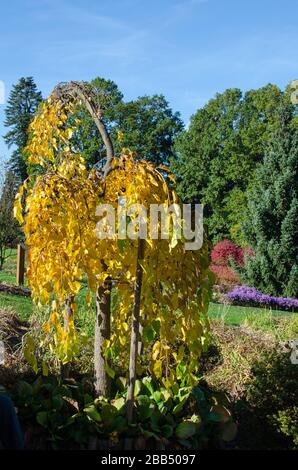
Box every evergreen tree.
[243,105,298,297]
[4,77,42,181]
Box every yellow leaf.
[153,360,162,378]
[14,198,24,224]
[152,341,160,361]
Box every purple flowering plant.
[224,286,298,312]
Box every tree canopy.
[70,77,183,168]
[172,84,295,245]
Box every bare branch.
[52,81,114,176]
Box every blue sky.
[1,0,298,162]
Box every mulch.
[0,282,31,297]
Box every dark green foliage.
[11,375,235,449]
[246,351,298,448]
[274,407,298,447]
[71,77,124,168]
[4,77,42,181]
[114,95,183,166]
[72,77,183,168]
[243,105,298,297]
[172,84,291,244]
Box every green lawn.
[0,248,18,285]
[0,293,33,321]
[208,302,292,325]
[208,302,297,340]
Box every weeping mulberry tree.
[15,81,212,421]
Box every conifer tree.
[4,77,42,181]
[243,105,298,297]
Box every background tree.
[4,77,42,181]
[72,77,183,168]
[0,169,22,269]
[172,84,290,244]
[242,105,298,297]
[71,77,123,168]
[115,95,183,166]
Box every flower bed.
[224,286,298,312]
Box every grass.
[208,302,292,326]
[0,249,18,284]
[0,293,33,321]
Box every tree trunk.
[16,244,25,286]
[126,239,145,424]
[61,295,74,379]
[94,278,111,397]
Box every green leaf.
[84,404,102,422]
[104,363,115,379]
[152,391,162,403]
[42,361,49,377]
[112,415,127,432]
[173,401,185,415]
[143,325,156,343]
[36,411,48,427]
[161,424,173,438]
[136,395,153,420]
[142,377,155,395]
[152,319,161,334]
[112,397,125,411]
[101,403,118,424]
[134,379,142,397]
[175,421,198,439]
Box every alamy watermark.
[0,81,5,104]
[95,198,204,250]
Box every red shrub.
[211,239,244,266]
[210,264,240,286]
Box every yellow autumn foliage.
[16,93,213,386]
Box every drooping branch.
[52,81,114,176]
[52,81,115,397]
